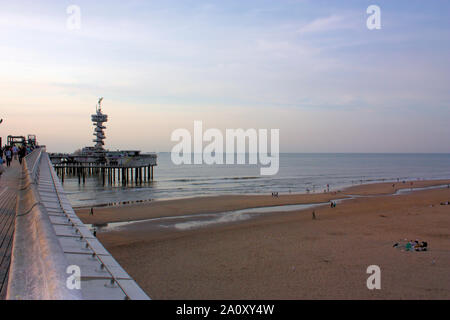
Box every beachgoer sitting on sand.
[394,239,428,252]
[421,241,428,251]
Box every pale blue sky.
[1,0,449,152]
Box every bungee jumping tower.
[49,98,157,185]
[92,97,108,152]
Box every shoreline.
[76,179,450,225]
[73,177,450,211]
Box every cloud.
[297,15,352,35]
[1,1,450,152]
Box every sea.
[61,153,450,208]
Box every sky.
[0,0,449,153]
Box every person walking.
[0,157,5,177]
[18,146,26,164]
[12,145,18,160]
[5,148,12,167]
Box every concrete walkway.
[0,160,21,299]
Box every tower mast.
[91,97,108,152]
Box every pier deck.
[0,149,150,300]
[5,149,150,300]
[0,161,20,299]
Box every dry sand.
[77,180,450,299]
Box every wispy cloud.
[297,15,352,35]
[1,0,450,152]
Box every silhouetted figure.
[5,148,12,167]
[18,146,26,164]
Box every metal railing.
[25,147,43,182]
[45,155,136,299]
[8,149,82,300]
[7,149,149,300]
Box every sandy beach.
[76,180,450,299]
[76,179,450,225]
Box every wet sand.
[342,179,450,196]
[76,192,350,225]
[76,179,450,225]
[77,180,450,299]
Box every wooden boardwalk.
[0,161,21,300]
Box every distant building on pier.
[50,98,157,184]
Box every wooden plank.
[0,162,20,300]
[0,266,9,300]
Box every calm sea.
[61,153,450,208]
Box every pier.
[1,98,155,299]
[49,98,157,186]
[1,148,150,300]
[51,161,155,185]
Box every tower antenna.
[91,97,108,151]
[97,97,104,112]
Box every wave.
[168,176,261,183]
[222,176,261,180]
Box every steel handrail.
[45,155,132,300]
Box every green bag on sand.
[405,243,412,251]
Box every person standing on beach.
[90,207,94,216]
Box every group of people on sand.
[0,144,34,176]
[393,239,428,252]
